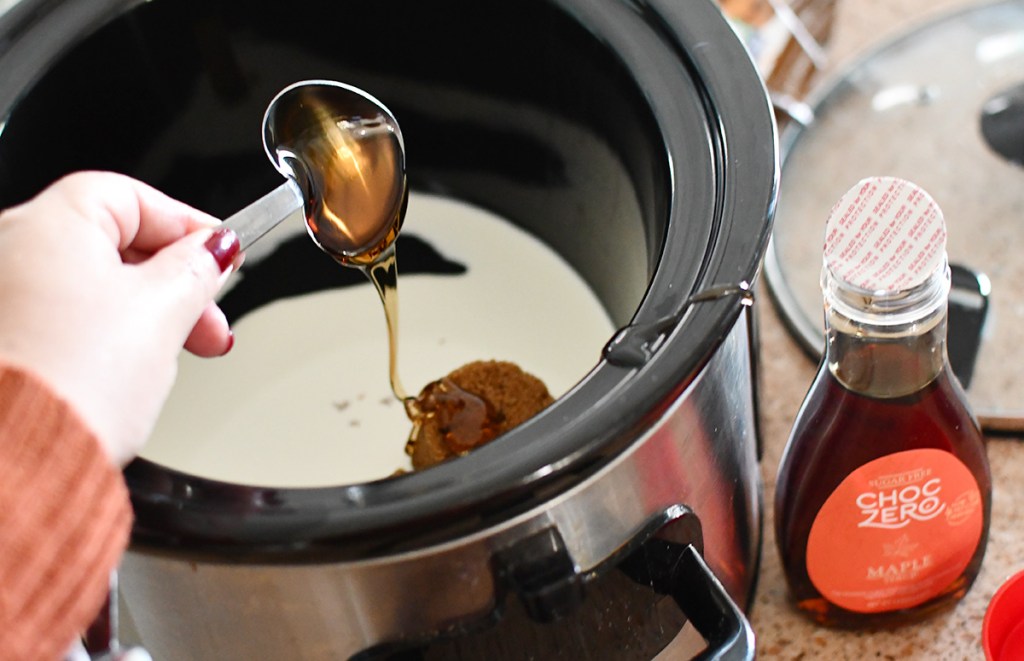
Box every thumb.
[136,228,240,355]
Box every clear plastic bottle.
[774,177,991,628]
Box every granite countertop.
[750,0,1023,658]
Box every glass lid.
[766,0,1024,431]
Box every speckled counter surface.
[750,1,1023,659]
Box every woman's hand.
[0,172,240,466]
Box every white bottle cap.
[823,177,946,293]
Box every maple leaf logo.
[883,534,920,558]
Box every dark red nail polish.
[204,228,240,273]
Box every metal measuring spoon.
[224,79,407,264]
[225,79,410,400]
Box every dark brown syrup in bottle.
[775,344,991,628]
[776,176,990,628]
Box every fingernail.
[204,228,240,273]
[223,330,235,355]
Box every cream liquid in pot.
[143,193,615,487]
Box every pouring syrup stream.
[261,81,522,455]
[263,80,410,401]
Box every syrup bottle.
[774,177,991,628]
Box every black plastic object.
[981,81,1024,167]
[492,528,585,623]
[947,264,990,390]
[618,507,754,661]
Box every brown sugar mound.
[408,360,554,470]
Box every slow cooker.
[0,0,777,658]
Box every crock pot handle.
[617,507,754,660]
[672,544,754,661]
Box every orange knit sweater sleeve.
[0,363,133,660]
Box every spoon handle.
[223,179,303,250]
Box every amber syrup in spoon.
[264,81,514,458]
[264,80,410,400]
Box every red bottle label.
[805,448,983,613]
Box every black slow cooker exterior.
[0,0,776,657]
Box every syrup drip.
[363,246,408,401]
[404,378,503,457]
[269,81,409,403]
